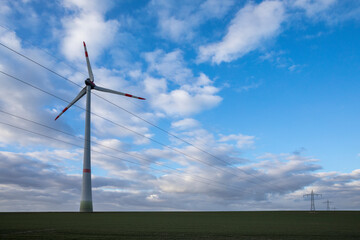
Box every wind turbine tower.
[55,42,145,212]
[303,190,322,212]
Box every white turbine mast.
[55,42,145,212]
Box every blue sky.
[0,0,359,211]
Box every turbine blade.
[55,87,87,120]
[83,41,94,82]
[94,86,145,100]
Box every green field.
[0,211,359,239]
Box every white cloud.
[144,49,193,85]
[144,49,222,117]
[146,194,162,202]
[0,1,11,16]
[237,81,262,92]
[0,28,86,150]
[291,0,337,17]
[0,28,21,51]
[171,118,200,130]
[259,50,297,69]
[150,0,234,42]
[144,85,222,117]
[198,0,235,18]
[62,0,114,14]
[219,134,255,149]
[60,0,119,62]
[143,125,247,168]
[158,16,190,42]
[289,0,360,25]
[198,0,285,64]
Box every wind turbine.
[55,42,145,212]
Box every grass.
[0,211,359,239]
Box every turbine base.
[80,201,93,212]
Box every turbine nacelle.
[85,78,95,89]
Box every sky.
[0,0,359,211]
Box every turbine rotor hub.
[85,78,95,89]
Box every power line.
[0,41,83,89]
[0,120,189,188]
[0,40,290,194]
[0,24,88,80]
[0,108,242,191]
[0,39,239,168]
[0,24,146,113]
[0,70,269,190]
[0,116,256,195]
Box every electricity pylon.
[323,199,333,211]
[303,190,322,211]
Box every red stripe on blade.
[125,94,133,97]
[85,51,88,57]
[83,169,91,173]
